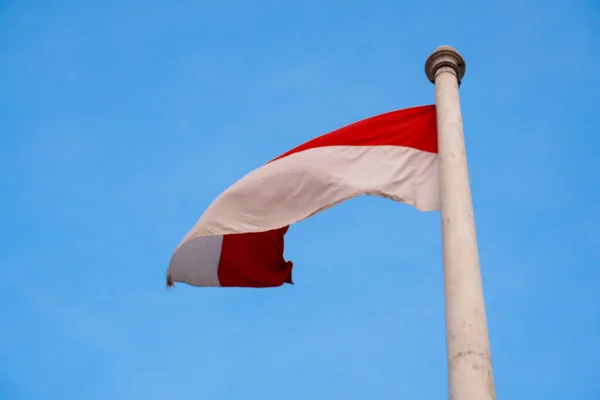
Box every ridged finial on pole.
[425,45,466,85]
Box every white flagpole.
[425,46,496,400]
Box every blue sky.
[1,0,599,399]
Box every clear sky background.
[1,1,599,399]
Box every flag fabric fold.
[167,104,439,288]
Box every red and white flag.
[167,105,439,288]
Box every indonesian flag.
[167,105,438,288]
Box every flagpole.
[425,46,496,400]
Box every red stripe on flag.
[218,227,294,287]
[271,105,437,163]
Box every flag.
[167,104,439,288]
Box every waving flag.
[167,105,438,288]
